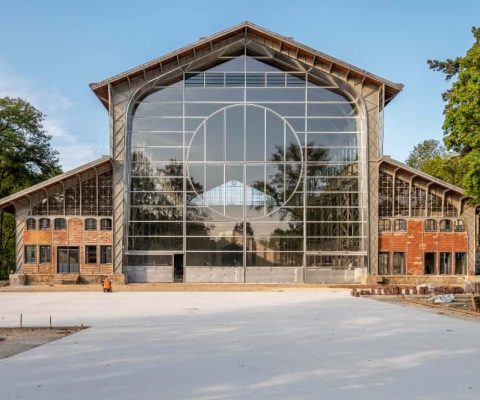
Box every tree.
[406,139,467,186]
[405,139,447,170]
[0,97,62,278]
[428,27,480,200]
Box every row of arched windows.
[379,218,465,233]
[26,218,112,231]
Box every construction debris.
[431,294,455,304]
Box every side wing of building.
[375,156,479,283]
[0,157,118,284]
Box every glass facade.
[124,54,368,277]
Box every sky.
[0,0,479,170]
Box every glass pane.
[245,106,265,161]
[225,106,244,161]
[186,252,243,267]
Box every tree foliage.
[427,27,480,200]
[406,139,467,186]
[0,97,62,278]
[405,139,447,170]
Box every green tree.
[406,139,467,186]
[428,27,480,200]
[405,139,447,170]
[0,97,62,278]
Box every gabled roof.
[0,156,112,212]
[380,156,465,196]
[90,21,403,108]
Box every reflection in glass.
[125,55,366,273]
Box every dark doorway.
[424,253,436,274]
[57,247,80,273]
[174,254,184,282]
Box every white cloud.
[0,61,95,171]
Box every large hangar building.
[2,22,479,285]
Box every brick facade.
[22,216,113,277]
[379,219,469,275]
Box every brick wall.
[379,220,468,275]
[23,217,113,276]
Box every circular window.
[186,104,303,220]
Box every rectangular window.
[39,245,51,263]
[25,245,36,263]
[85,245,97,264]
[454,252,467,275]
[393,252,405,275]
[378,252,390,275]
[439,252,451,274]
[424,252,436,274]
[100,245,112,264]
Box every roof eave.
[0,156,112,211]
[90,21,403,109]
[381,156,466,196]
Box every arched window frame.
[454,219,464,232]
[424,219,437,232]
[54,218,67,230]
[26,218,36,230]
[378,219,391,232]
[85,218,97,231]
[39,218,51,230]
[439,219,452,232]
[393,219,407,232]
[100,218,112,231]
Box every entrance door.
[174,254,184,282]
[58,247,80,273]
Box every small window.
[85,218,97,231]
[393,252,405,274]
[26,218,36,230]
[439,252,451,274]
[424,219,437,232]
[39,218,51,230]
[39,245,51,263]
[100,245,112,264]
[424,252,436,274]
[378,252,390,274]
[440,219,452,232]
[393,219,407,232]
[455,252,467,275]
[25,245,36,263]
[54,218,67,230]
[85,245,97,264]
[378,219,391,232]
[100,218,112,231]
[454,219,464,232]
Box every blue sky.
[0,0,479,170]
